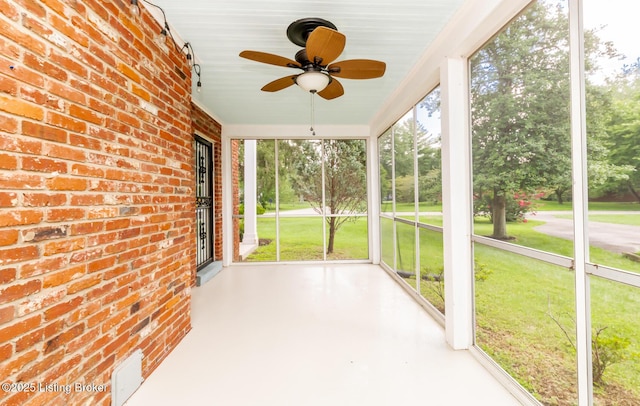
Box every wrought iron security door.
[195,136,214,269]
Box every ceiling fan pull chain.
[310,91,316,136]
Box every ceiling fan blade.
[240,50,301,68]
[306,26,346,66]
[318,78,344,100]
[261,75,298,92]
[328,59,386,79]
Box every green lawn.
[245,216,369,261]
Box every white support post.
[569,0,593,404]
[242,140,258,245]
[221,136,233,266]
[441,57,474,350]
[368,136,381,264]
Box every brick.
[0,229,18,246]
[0,306,14,324]
[22,121,68,143]
[1,173,44,192]
[43,265,85,288]
[0,0,19,20]
[0,342,11,362]
[0,114,18,133]
[0,152,17,169]
[23,193,67,207]
[66,327,99,354]
[44,323,85,354]
[71,163,104,178]
[0,19,46,57]
[46,208,85,222]
[15,329,44,353]
[69,104,103,125]
[19,257,66,278]
[0,133,42,155]
[45,176,86,191]
[0,314,41,342]
[0,94,44,120]
[116,62,140,83]
[22,156,67,173]
[0,209,43,227]
[46,111,87,133]
[16,287,66,317]
[70,221,103,236]
[87,307,110,328]
[45,143,86,162]
[23,51,68,82]
[70,194,103,206]
[0,279,42,305]
[48,49,88,79]
[16,348,65,382]
[0,192,18,207]
[88,256,116,273]
[49,13,89,48]
[46,80,84,104]
[69,248,102,263]
[44,296,83,321]
[67,274,101,295]
[43,238,85,256]
[69,133,102,150]
[22,225,68,242]
[0,246,39,265]
[105,218,130,231]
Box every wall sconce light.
[130,0,140,16]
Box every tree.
[289,139,367,254]
[469,1,625,237]
[605,65,640,202]
[470,1,572,239]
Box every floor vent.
[111,349,143,406]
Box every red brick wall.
[0,1,194,405]
[190,103,222,262]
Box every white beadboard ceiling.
[147,0,465,126]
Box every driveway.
[532,211,640,254]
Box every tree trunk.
[492,193,509,239]
[555,188,564,205]
[327,217,336,254]
[628,181,640,203]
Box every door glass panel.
[195,136,214,269]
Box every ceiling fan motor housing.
[286,17,338,47]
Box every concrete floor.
[125,264,521,406]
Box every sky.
[583,0,640,79]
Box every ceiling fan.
[239,18,386,100]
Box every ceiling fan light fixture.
[295,71,330,93]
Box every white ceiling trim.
[222,124,369,139]
[368,0,533,137]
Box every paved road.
[532,211,640,254]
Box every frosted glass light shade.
[296,71,330,92]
